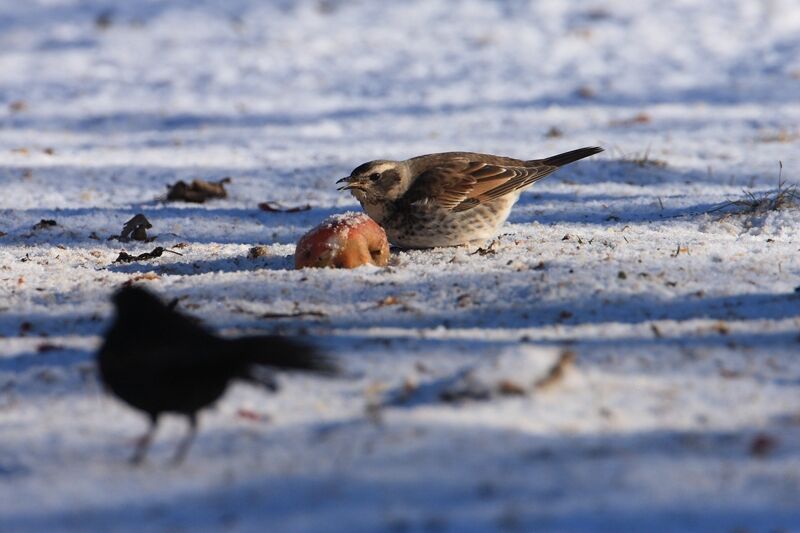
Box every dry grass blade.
[534,350,576,391]
[708,163,798,219]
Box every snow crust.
[1,1,799,531]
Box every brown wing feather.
[406,159,559,213]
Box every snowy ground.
[2,1,800,531]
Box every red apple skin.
[295,213,390,269]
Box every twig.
[260,310,327,319]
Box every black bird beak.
[336,176,365,192]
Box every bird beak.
[336,176,366,192]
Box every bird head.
[111,285,166,317]
[336,160,410,204]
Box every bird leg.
[129,416,158,465]
[171,414,198,465]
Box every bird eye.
[369,173,381,181]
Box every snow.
[1,0,800,531]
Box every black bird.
[97,285,336,464]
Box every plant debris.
[247,246,270,259]
[749,433,778,457]
[576,85,595,99]
[621,147,667,168]
[757,129,799,143]
[258,201,312,213]
[260,310,327,319]
[534,350,576,391]
[32,219,57,230]
[708,165,798,220]
[114,214,153,242]
[9,100,27,112]
[95,9,113,29]
[113,247,183,264]
[496,379,527,396]
[36,343,64,353]
[470,239,498,256]
[129,273,160,282]
[544,126,563,138]
[166,177,231,203]
[610,112,651,127]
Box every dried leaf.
[749,433,777,457]
[236,408,266,422]
[377,295,400,307]
[497,379,527,396]
[544,126,563,138]
[130,273,160,282]
[610,112,651,127]
[534,351,576,391]
[117,213,153,242]
[32,219,57,230]
[247,246,269,259]
[37,343,64,353]
[113,247,182,264]
[9,100,26,112]
[166,177,231,203]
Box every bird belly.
[385,196,517,248]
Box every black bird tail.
[538,146,603,167]
[231,335,338,379]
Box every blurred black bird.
[97,285,336,465]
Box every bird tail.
[230,335,338,387]
[537,146,603,167]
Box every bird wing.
[405,159,559,212]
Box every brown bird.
[97,285,336,465]
[337,146,603,248]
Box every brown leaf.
[9,100,27,113]
[247,246,269,259]
[377,295,400,307]
[544,126,563,138]
[610,112,651,127]
[535,351,576,391]
[236,408,266,422]
[166,177,231,203]
[711,321,730,335]
[130,273,160,282]
[37,343,64,353]
[113,247,182,264]
[497,379,527,396]
[118,213,153,242]
[749,433,777,457]
[32,219,57,230]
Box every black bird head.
[112,285,165,315]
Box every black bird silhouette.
[97,285,336,464]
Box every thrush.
[337,146,603,248]
[97,285,336,464]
